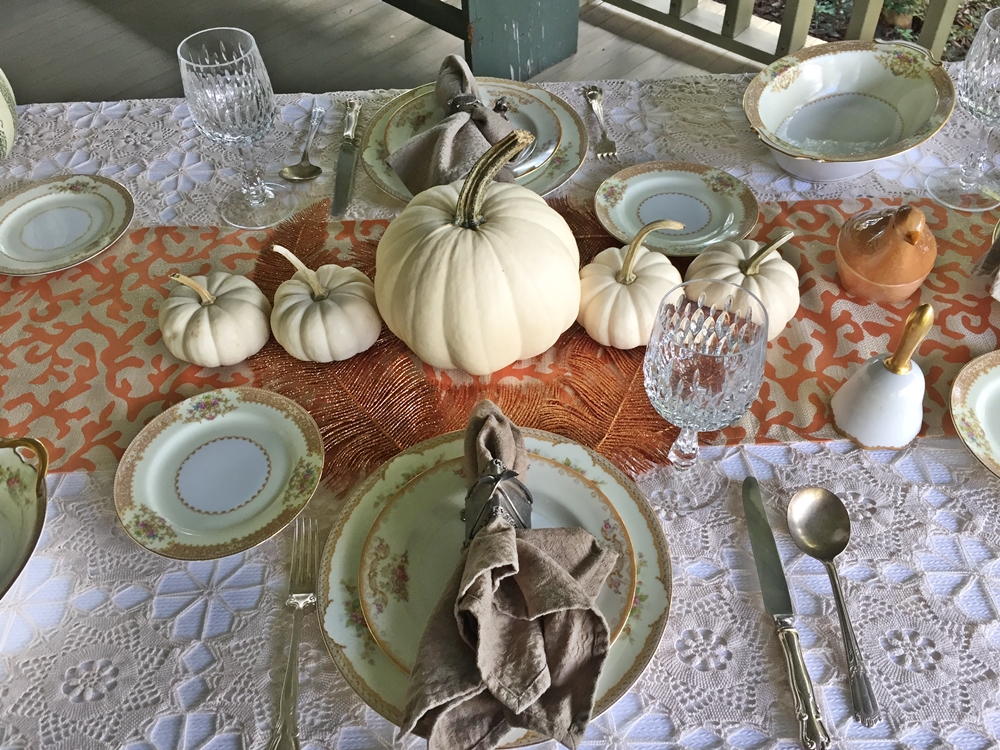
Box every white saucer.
[0,175,134,276]
[595,162,759,256]
[114,388,324,560]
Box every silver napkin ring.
[447,93,483,114]
[463,458,533,542]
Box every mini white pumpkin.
[578,219,685,349]
[159,272,271,367]
[270,245,381,362]
[375,130,580,376]
[684,230,799,341]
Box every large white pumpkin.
[375,131,580,376]
[684,230,800,341]
[578,219,684,349]
[159,272,271,367]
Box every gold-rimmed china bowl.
[0,437,48,602]
[743,40,955,182]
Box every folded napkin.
[386,55,515,194]
[401,401,618,750]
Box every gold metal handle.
[775,615,831,750]
[884,303,935,375]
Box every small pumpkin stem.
[170,273,216,305]
[273,244,328,300]
[453,130,534,229]
[739,229,794,276]
[615,219,685,285]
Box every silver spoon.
[787,487,881,728]
[280,99,325,182]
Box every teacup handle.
[0,437,49,500]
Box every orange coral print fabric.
[0,198,997,474]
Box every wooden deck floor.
[0,0,767,105]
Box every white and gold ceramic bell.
[831,304,935,450]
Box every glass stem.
[958,125,994,185]
[668,427,700,470]
[238,143,268,207]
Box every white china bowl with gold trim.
[743,41,955,182]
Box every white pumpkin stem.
[453,130,534,229]
[615,219,685,285]
[739,229,794,276]
[273,244,328,300]
[170,273,216,305]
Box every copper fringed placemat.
[248,199,682,493]
[248,196,1000,494]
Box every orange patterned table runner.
[1,198,997,485]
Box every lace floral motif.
[0,69,977,226]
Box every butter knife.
[742,477,831,750]
[972,218,1000,276]
[331,99,361,217]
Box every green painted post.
[464,0,579,80]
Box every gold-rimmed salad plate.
[0,175,134,276]
[318,428,671,747]
[595,161,759,255]
[951,350,1000,478]
[114,387,324,560]
[357,453,637,674]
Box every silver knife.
[742,477,831,750]
[331,99,361,217]
[972,218,1000,276]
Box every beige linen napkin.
[401,401,617,750]
[386,55,515,194]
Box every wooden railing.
[382,0,961,79]
[600,0,963,63]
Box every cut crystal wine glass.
[643,279,769,469]
[178,27,294,229]
[925,8,1000,212]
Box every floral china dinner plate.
[358,453,637,673]
[594,161,759,255]
[114,388,323,560]
[383,83,562,178]
[318,428,671,747]
[0,175,134,276]
[951,351,1000,478]
[361,78,587,203]
[0,437,48,602]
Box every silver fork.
[584,86,617,160]
[267,517,318,750]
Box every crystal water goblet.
[925,8,1000,212]
[643,279,769,469]
[178,27,294,229]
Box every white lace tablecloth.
[0,73,989,226]
[2,74,1000,750]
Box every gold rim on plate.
[594,161,759,256]
[360,78,588,203]
[0,175,135,276]
[318,428,671,747]
[113,387,324,560]
[357,452,638,674]
[950,350,1000,479]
